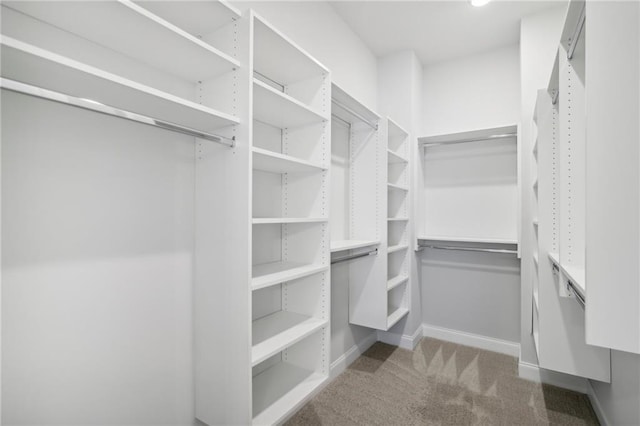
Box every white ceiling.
[330,0,564,65]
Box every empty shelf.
[418,235,518,245]
[136,1,241,39]
[252,361,326,425]
[388,117,409,140]
[252,311,327,366]
[388,217,409,222]
[330,240,380,253]
[387,275,409,291]
[252,147,325,173]
[387,149,408,164]
[387,244,409,254]
[5,1,239,82]
[387,307,409,329]
[252,261,327,291]
[1,37,239,132]
[387,183,409,192]
[253,79,327,129]
[548,251,560,267]
[252,217,328,225]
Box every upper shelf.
[136,0,240,40]
[253,12,328,86]
[1,37,239,132]
[388,117,409,140]
[547,51,560,101]
[253,79,327,129]
[387,149,408,164]
[418,235,518,245]
[330,240,380,253]
[331,82,379,129]
[419,125,517,147]
[4,0,240,83]
[252,147,326,174]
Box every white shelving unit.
[249,12,330,425]
[531,2,612,381]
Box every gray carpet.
[286,338,599,425]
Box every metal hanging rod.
[331,99,378,131]
[331,113,352,128]
[331,248,378,265]
[253,70,285,91]
[1,78,235,147]
[421,132,517,147]
[418,244,518,255]
[567,279,586,309]
[567,4,586,60]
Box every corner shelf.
[251,262,328,291]
[1,37,239,132]
[252,147,325,174]
[252,311,327,366]
[330,240,379,253]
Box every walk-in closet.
[2,1,639,425]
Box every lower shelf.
[387,274,409,291]
[252,261,327,291]
[387,306,409,329]
[252,312,326,366]
[252,362,326,425]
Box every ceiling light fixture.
[470,0,491,7]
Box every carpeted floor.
[286,338,599,425]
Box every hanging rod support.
[1,78,235,147]
[418,244,518,255]
[331,99,378,131]
[567,4,586,60]
[253,70,285,92]
[331,113,351,128]
[331,248,378,265]
[421,132,517,147]
[551,89,559,105]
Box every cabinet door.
[585,1,640,354]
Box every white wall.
[377,51,423,342]
[231,1,378,110]
[519,4,566,366]
[422,45,520,136]
[2,93,196,425]
[419,45,521,344]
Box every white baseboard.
[422,323,520,357]
[586,380,611,426]
[377,324,423,350]
[329,331,377,380]
[517,360,588,393]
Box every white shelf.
[418,235,518,245]
[252,361,326,425]
[561,264,586,295]
[330,240,380,253]
[548,251,560,267]
[253,14,328,86]
[331,82,379,126]
[387,149,408,164]
[6,1,239,82]
[388,217,409,222]
[387,244,409,254]
[253,79,327,129]
[387,183,409,192]
[387,275,409,291]
[419,125,517,146]
[252,261,327,291]
[252,311,326,366]
[387,307,409,329]
[388,117,409,140]
[252,217,327,225]
[252,147,325,174]
[136,0,241,39]
[1,37,239,132]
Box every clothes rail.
[253,70,285,91]
[418,244,518,255]
[567,279,586,308]
[421,132,517,147]
[331,99,378,131]
[331,113,352,128]
[567,3,586,60]
[331,248,378,265]
[1,78,235,147]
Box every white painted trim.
[518,360,588,393]
[329,331,377,380]
[586,380,611,426]
[377,324,423,350]
[422,323,520,357]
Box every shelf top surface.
[330,239,380,253]
[419,124,517,146]
[331,82,380,126]
[252,147,326,173]
[387,117,409,139]
[253,78,328,128]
